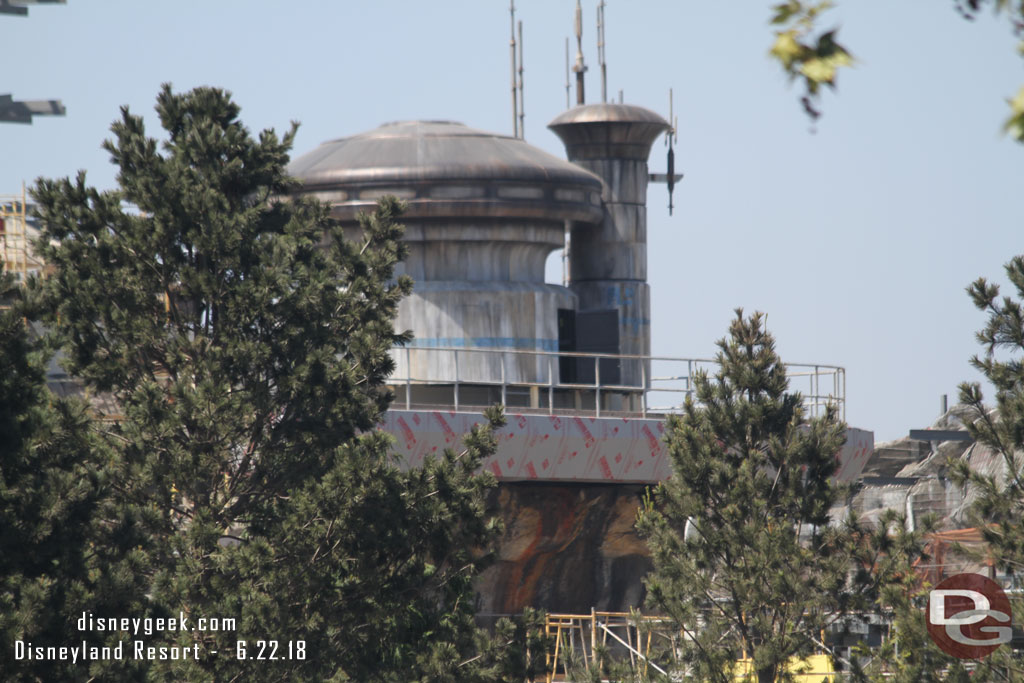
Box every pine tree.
[843,510,975,683]
[636,310,852,683]
[0,266,150,681]
[951,255,1024,574]
[946,255,1024,682]
[28,84,505,680]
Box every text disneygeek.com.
[12,611,306,663]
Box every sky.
[4,1,1022,442]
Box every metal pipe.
[597,0,607,103]
[562,219,570,286]
[405,346,411,410]
[595,355,601,417]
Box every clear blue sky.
[4,1,1022,441]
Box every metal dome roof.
[288,120,604,224]
[548,104,669,161]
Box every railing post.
[834,367,838,412]
[501,351,507,407]
[405,346,411,410]
[687,359,694,399]
[842,368,846,421]
[454,350,460,412]
[641,358,647,418]
[595,356,601,418]
[548,356,554,414]
[814,365,820,418]
[590,607,597,668]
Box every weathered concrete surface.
[476,484,652,615]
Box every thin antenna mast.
[597,0,607,103]
[510,0,518,138]
[572,0,587,105]
[517,20,524,138]
[666,88,678,215]
[565,37,571,109]
[648,88,684,216]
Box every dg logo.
[926,573,1012,659]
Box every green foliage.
[26,84,510,681]
[767,0,1024,141]
[950,256,1024,576]
[0,266,149,681]
[912,253,1024,681]
[637,310,852,683]
[465,606,552,683]
[769,1,854,123]
[221,407,507,681]
[839,510,977,682]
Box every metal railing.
[387,345,845,420]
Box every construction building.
[286,100,868,619]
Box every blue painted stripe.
[408,337,559,352]
[620,316,651,334]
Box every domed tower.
[288,120,603,406]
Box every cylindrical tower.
[288,120,603,395]
[548,104,668,384]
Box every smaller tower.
[549,104,669,389]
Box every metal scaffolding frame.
[1,184,31,281]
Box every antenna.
[565,37,571,109]
[572,0,587,105]
[596,2,603,101]
[510,0,518,138]
[648,88,683,216]
[665,88,678,215]
[518,20,525,139]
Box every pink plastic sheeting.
[380,410,874,484]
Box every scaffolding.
[544,610,674,681]
[543,610,837,682]
[1,183,35,281]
